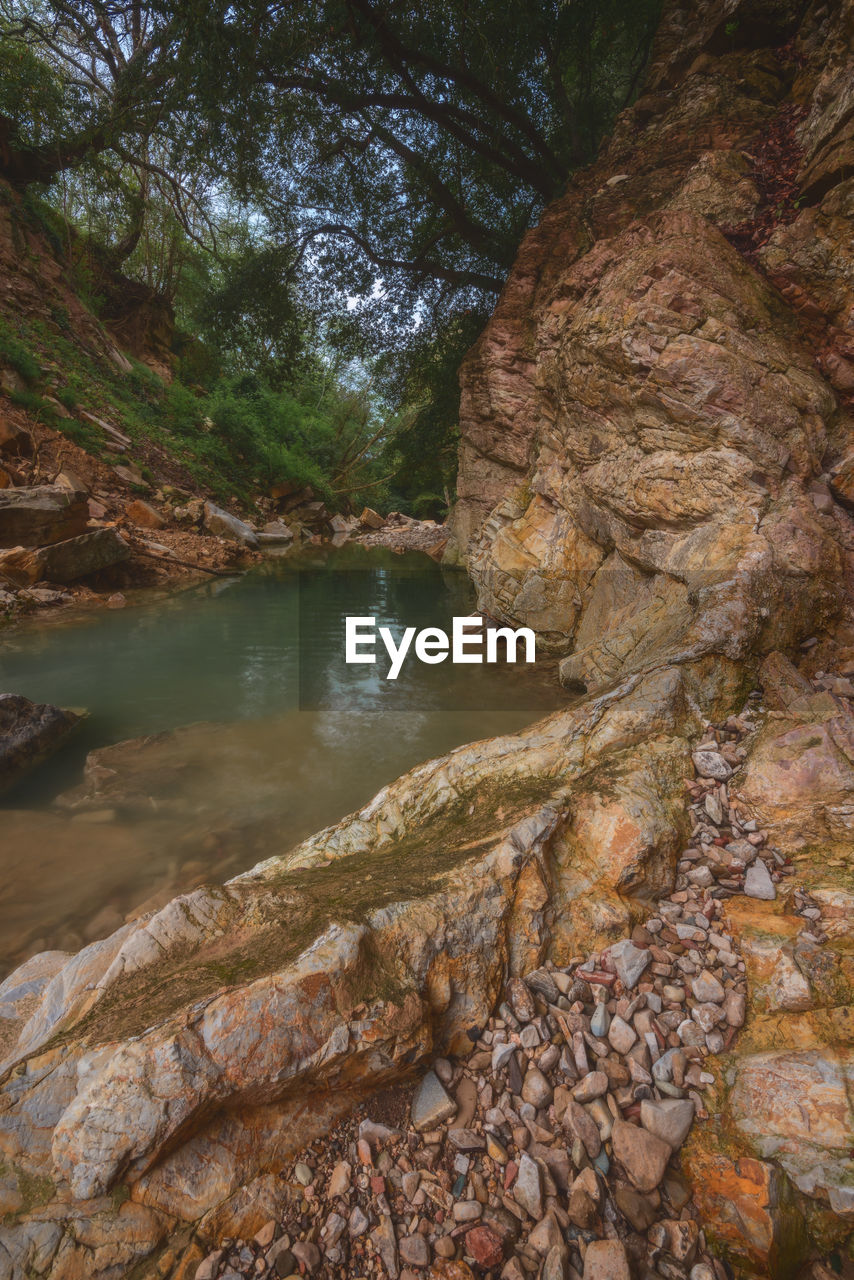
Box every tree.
[172,0,661,300]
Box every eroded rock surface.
[448,0,854,698]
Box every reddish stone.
[503,1161,518,1191]
[464,1226,504,1268]
[370,1175,385,1195]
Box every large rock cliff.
[449,0,854,692]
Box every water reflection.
[0,547,566,974]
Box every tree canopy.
[0,0,661,512]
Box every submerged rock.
[0,692,80,794]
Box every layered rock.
[449,0,854,696]
[0,485,88,549]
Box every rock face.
[448,0,854,697]
[0,484,89,548]
[0,693,80,793]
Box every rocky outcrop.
[0,485,88,549]
[0,693,80,793]
[448,0,854,697]
[0,528,130,585]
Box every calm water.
[0,547,565,974]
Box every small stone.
[294,1162,313,1186]
[724,990,746,1027]
[567,1167,600,1230]
[454,1076,478,1129]
[611,1118,672,1192]
[448,1128,485,1152]
[453,1200,482,1222]
[291,1241,321,1275]
[512,1152,543,1218]
[465,1225,504,1269]
[572,1071,608,1103]
[411,1071,457,1131]
[255,1220,276,1248]
[692,750,731,781]
[349,1205,370,1237]
[745,859,776,900]
[521,1067,552,1108]
[507,977,536,1022]
[582,1239,631,1280]
[328,1160,351,1198]
[691,970,725,1003]
[687,865,714,888]
[607,1015,637,1054]
[486,1134,509,1163]
[563,1099,601,1158]
[640,1098,695,1148]
[195,1251,224,1280]
[528,1211,563,1255]
[615,1186,659,1232]
[590,1003,610,1037]
[371,1216,399,1279]
[609,939,652,989]
[399,1235,430,1268]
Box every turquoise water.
[0,547,564,972]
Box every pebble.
[608,939,652,988]
[640,1098,695,1148]
[512,1153,543,1218]
[611,1118,673,1193]
[411,1071,457,1130]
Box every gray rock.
[590,1004,610,1037]
[411,1070,457,1131]
[608,1015,637,1054]
[513,1152,543,1218]
[640,1098,695,1148]
[611,1118,672,1192]
[0,484,88,548]
[745,859,776,900]
[609,939,651,989]
[691,970,725,1003]
[521,1067,553,1108]
[204,500,260,547]
[572,1071,608,1103]
[399,1234,429,1267]
[692,750,731,781]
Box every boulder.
[126,498,165,530]
[0,484,88,548]
[0,693,81,794]
[0,528,130,584]
[359,506,385,530]
[203,501,259,548]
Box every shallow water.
[0,546,566,974]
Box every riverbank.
[188,674,844,1280]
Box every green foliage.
[0,317,41,384]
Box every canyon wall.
[449,0,854,692]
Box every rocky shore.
[190,666,846,1280]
